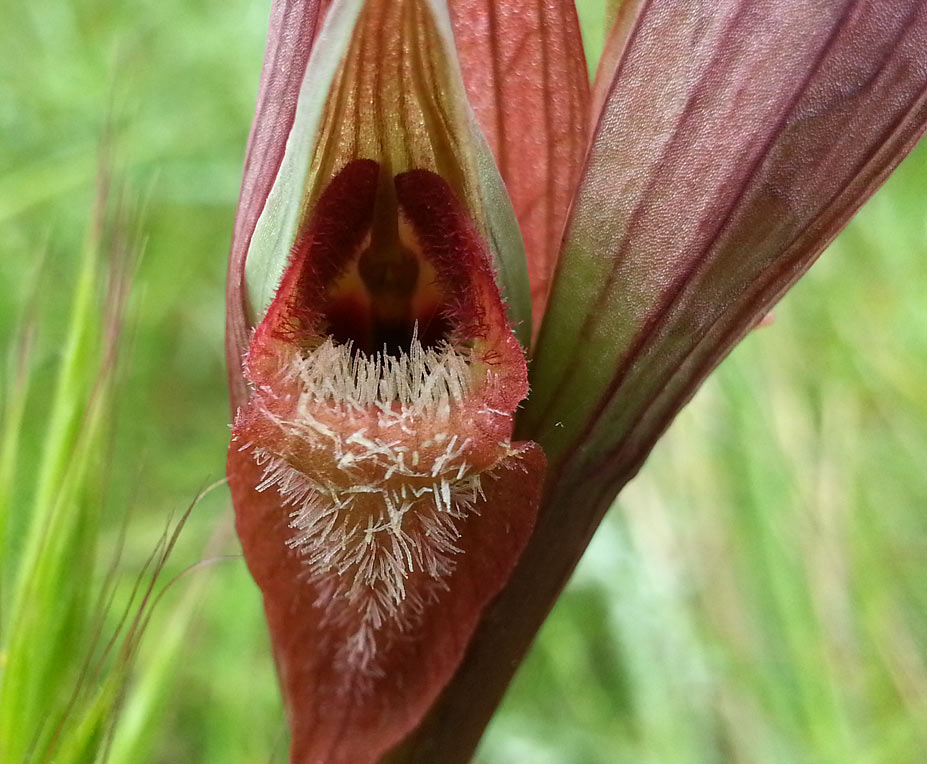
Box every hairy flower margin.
[225,1,927,762]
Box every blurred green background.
[1,1,926,762]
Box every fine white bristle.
[280,328,473,419]
[246,334,508,676]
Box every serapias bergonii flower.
[227,2,543,761]
[226,1,927,761]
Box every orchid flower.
[225,1,927,762]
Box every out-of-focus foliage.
[1,1,925,761]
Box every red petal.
[448,0,590,332]
[226,0,326,413]
[227,442,543,764]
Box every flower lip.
[234,157,537,647]
[228,156,547,751]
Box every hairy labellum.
[227,158,544,761]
